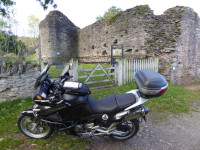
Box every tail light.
[156,87,168,96]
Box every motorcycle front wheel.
[110,119,139,140]
[17,114,54,139]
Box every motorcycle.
[17,64,168,140]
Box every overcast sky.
[13,0,200,36]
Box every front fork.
[20,106,42,132]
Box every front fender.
[21,108,35,117]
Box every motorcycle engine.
[74,124,84,133]
[84,123,94,131]
[74,123,94,133]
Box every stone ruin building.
[39,11,78,64]
[39,5,200,85]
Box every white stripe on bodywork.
[125,90,148,111]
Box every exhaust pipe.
[124,105,148,121]
[107,105,148,131]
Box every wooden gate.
[72,58,159,88]
[73,60,117,89]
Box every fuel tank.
[62,94,92,120]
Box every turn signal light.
[36,95,42,100]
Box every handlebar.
[55,99,71,106]
[60,75,73,83]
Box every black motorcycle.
[17,64,168,140]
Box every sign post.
[111,45,124,63]
[111,45,124,77]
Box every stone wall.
[0,60,40,102]
[78,5,200,85]
[171,8,200,85]
[78,5,153,62]
[39,11,78,64]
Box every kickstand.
[143,116,146,123]
[88,136,93,142]
[143,116,148,126]
[89,132,93,140]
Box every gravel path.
[90,111,200,150]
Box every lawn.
[0,82,200,149]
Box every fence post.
[72,59,78,81]
[124,59,126,84]
[117,59,123,86]
[114,63,118,86]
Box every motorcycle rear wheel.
[17,114,54,139]
[110,119,139,140]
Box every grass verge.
[0,137,23,149]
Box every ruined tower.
[39,10,78,64]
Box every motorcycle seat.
[87,93,136,114]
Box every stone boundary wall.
[0,60,40,102]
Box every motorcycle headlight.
[36,95,43,100]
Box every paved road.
[90,111,200,150]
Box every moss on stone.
[135,5,151,15]
[140,22,144,25]
[171,36,176,42]
[107,14,117,25]
[6,59,13,67]
[195,12,198,19]
[146,49,151,53]
[125,15,128,24]
[180,8,185,12]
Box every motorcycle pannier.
[135,70,168,98]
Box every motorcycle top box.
[135,70,168,98]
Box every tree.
[0,0,15,17]
[0,16,26,56]
[0,19,10,31]
[96,6,122,21]
[0,0,57,17]
[28,15,40,38]
[36,0,57,10]
[0,31,26,56]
